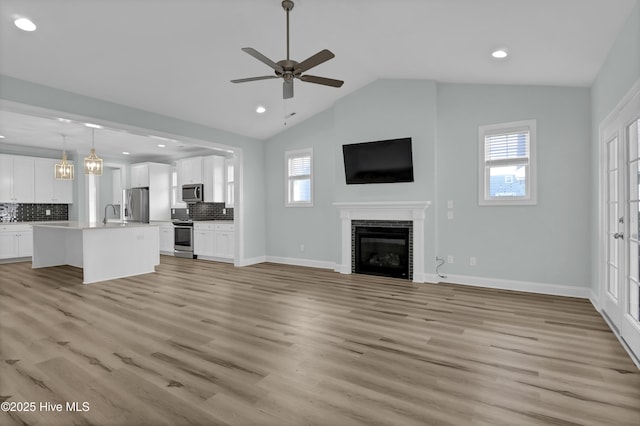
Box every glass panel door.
[623,117,640,356]
[604,135,623,330]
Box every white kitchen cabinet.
[0,155,35,203]
[0,224,33,260]
[214,223,234,259]
[177,157,203,186]
[193,222,234,261]
[158,222,174,254]
[193,223,215,257]
[34,158,73,204]
[130,163,150,188]
[203,155,225,203]
[128,162,171,221]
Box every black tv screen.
[343,137,414,184]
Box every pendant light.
[84,128,103,175]
[55,134,74,180]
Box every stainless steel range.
[173,220,195,258]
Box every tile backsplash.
[0,203,69,222]
[171,202,234,221]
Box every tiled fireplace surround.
[334,201,431,283]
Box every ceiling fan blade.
[299,74,344,88]
[231,75,279,84]
[283,79,293,99]
[294,49,335,74]
[241,47,283,73]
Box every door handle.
[614,232,624,239]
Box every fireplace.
[354,224,411,279]
[334,201,431,283]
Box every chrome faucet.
[103,204,117,225]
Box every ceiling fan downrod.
[282,0,294,61]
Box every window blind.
[485,131,529,162]
[288,155,311,177]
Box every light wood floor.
[1,256,639,426]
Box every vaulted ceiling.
[0,0,637,158]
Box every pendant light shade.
[84,128,103,175]
[55,134,74,180]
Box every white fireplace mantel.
[333,201,431,282]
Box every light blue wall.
[265,109,339,264]
[590,1,640,294]
[0,75,266,260]
[436,84,591,286]
[264,79,591,289]
[265,80,437,267]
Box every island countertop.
[32,222,160,284]
[33,221,159,230]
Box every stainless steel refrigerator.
[123,188,150,223]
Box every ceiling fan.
[231,0,344,99]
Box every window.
[285,148,313,207]
[225,159,235,208]
[479,119,537,206]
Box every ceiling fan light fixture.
[230,0,343,99]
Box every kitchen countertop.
[32,221,159,230]
[0,221,69,227]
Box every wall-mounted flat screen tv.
[343,137,414,184]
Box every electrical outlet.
[45,209,51,216]
[447,211,454,220]
[300,244,305,252]
[222,208,226,215]
[470,256,477,266]
[447,255,454,264]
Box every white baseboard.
[265,255,337,271]
[236,255,266,267]
[589,289,601,311]
[440,273,591,299]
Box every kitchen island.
[32,221,160,284]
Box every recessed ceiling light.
[84,122,103,129]
[491,49,509,59]
[0,135,5,139]
[14,17,36,32]
[256,105,266,114]
[57,117,72,123]
[157,144,166,148]
[122,151,130,155]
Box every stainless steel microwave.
[182,183,203,203]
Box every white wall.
[590,0,640,297]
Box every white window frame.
[285,148,313,207]
[478,119,537,206]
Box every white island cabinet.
[32,222,159,284]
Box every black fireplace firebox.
[354,226,410,279]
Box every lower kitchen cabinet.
[0,224,33,260]
[193,222,234,261]
[158,222,174,254]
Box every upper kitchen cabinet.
[177,156,203,185]
[203,155,225,203]
[130,163,150,188]
[0,155,35,203]
[128,162,171,221]
[34,158,73,204]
